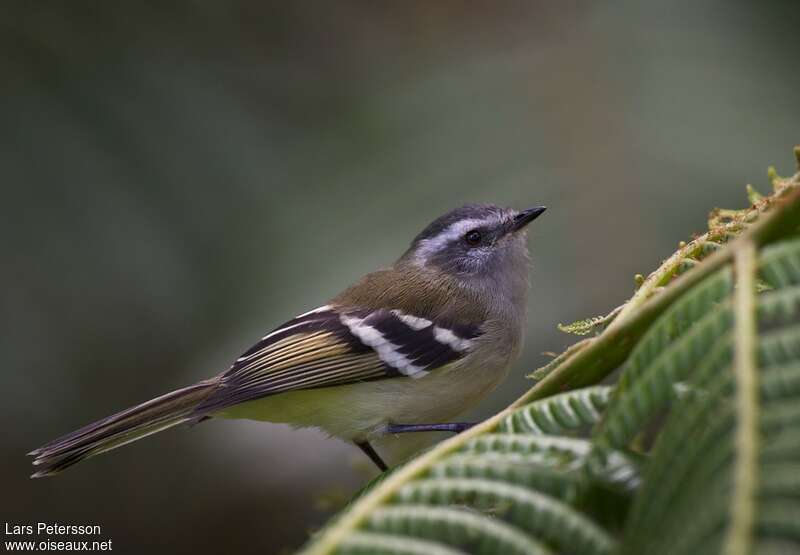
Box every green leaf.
[617,236,800,555]
[595,268,733,449]
[392,478,615,555]
[498,386,614,436]
[364,505,553,555]
[558,308,622,336]
[337,532,467,555]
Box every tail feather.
[29,380,218,478]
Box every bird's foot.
[386,422,476,434]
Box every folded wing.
[193,305,483,416]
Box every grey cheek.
[455,248,494,274]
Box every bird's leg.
[386,422,476,434]
[364,424,476,469]
[355,440,388,472]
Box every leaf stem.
[724,240,759,555]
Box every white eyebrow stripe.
[340,314,429,378]
[433,326,474,352]
[413,216,501,266]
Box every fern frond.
[498,386,613,435]
[558,316,607,336]
[596,269,733,448]
[527,339,591,380]
[760,238,800,288]
[392,478,615,555]
[618,235,800,555]
[619,370,735,555]
[337,532,466,555]
[757,284,800,323]
[441,438,640,498]
[724,241,759,555]
[758,323,800,368]
[758,502,800,546]
[558,307,623,336]
[461,433,592,458]
[760,363,800,398]
[599,241,800,451]
[364,506,553,555]
[426,453,585,502]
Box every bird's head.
[401,203,546,286]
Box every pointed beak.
[510,206,546,233]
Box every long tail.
[28,380,218,478]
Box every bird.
[29,203,546,477]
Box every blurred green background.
[2,1,799,553]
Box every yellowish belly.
[215,354,511,442]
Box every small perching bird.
[29,204,546,476]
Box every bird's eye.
[464,230,482,246]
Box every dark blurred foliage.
[1,2,799,553]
